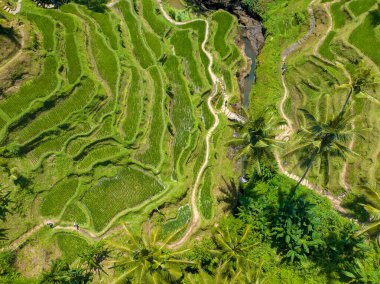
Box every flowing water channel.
[241,35,256,107]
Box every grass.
[170,29,207,90]
[212,11,234,59]
[61,202,88,225]
[181,21,212,84]
[81,166,164,231]
[331,0,350,29]
[164,55,196,177]
[141,0,169,36]
[0,55,59,118]
[120,66,144,142]
[84,8,119,50]
[54,232,89,263]
[348,0,377,16]
[199,170,213,219]
[117,0,155,69]
[143,30,163,59]
[25,13,55,52]
[136,67,166,167]
[76,144,124,171]
[250,0,310,114]
[202,96,215,130]
[318,31,336,61]
[40,178,79,217]
[9,78,96,144]
[349,6,380,67]
[161,204,191,239]
[50,11,82,84]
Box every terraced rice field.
[0,0,243,250]
[282,0,380,194]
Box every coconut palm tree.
[228,109,284,176]
[210,225,257,278]
[339,65,377,115]
[79,242,109,276]
[355,184,380,245]
[108,224,193,284]
[41,259,92,284]
[186,262,266,284]
[287,109,363,191]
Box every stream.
[240,34,256,107]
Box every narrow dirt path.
[156,0,220,249]
[2,0,22,15]
[313,0,336,55]
[276,0,348,214]
[0,25,25,73]
[279,0,316,137]
[106,0,120,8]
[0,224,44,252]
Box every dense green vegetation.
[0,0,378,282]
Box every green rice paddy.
[0,0,243,256]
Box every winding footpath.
[156,0,221,249]
[2,0,221,252]
[4,0,357,252]
[276,0,348,214]
[2,0,22,15]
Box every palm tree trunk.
[340,88,353,116]
[291,149,318,197]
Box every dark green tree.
[40,259,93,284]
[209,225,257,278]
[340,65,377,114]
[228,109,283,176]
[79,242,109,276]
[272,196,324,263]
[109,224,193,283]
[287,109,362,191]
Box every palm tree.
[210,225,257,278]
[108,224,193,284]
[355,184,380,245]
[41,259,92,283]
[287,109,362,191]
[224,262,267,284]
[228,109,283,176]
[186,262,266,284]
[79,242,109,276]
[339,66,377,115]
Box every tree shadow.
[0,228,9,241]
[217,177,242,214]
[368,5,380,27]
